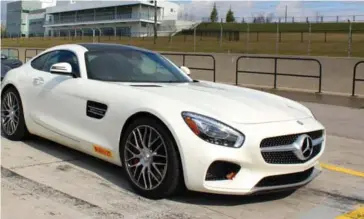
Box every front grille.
[256,167,314,187]
[260,130,323,148]
[262,144,322,164]
[260,130,324,164]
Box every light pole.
[154,0,157,44]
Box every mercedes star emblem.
[293,134,314,161]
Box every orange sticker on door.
[93,145,113,158]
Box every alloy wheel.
[1,91,20,136]
[124,125,168,191]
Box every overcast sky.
[2,0,364,25]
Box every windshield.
[85,49,193,83]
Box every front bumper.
[173,116,325,195]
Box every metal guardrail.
[352,61,364,96]
[236,55,322,93]
[25,49,45,62]
[161,53,216,82]
[1,48,19,60]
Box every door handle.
[33,77,44,86]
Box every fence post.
[235,57,239,85]
[274,58,278,89]
[275,22,279,54]
[348,21,352,57]
[193,27,196,52]
[308,22,312,55]
[219,20,223,48]
[92,29,95,43]
[169,33,172,48]
[324,32,327,43]
[246,23,250,54]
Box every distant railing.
[352,61,364,96]
[25,49,44,62]
[236,55,322,93]
[161,53,216,82]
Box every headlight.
[181,112,245,148]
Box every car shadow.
[6,134,294,206]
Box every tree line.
[209,3,274,23]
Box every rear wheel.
[1,87,30,140]
[120,117,183,199]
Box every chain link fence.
[2,22,363,57]
[202,15,364,23]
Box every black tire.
[1,86,30,140]
[120,116,183,199]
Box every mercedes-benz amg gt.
[1,43,325,199]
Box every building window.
[170,8,174,12]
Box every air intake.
[86,101,107,119]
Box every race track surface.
[1,101,364,219]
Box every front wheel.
[120,117,183,199]
[1,87,30,140]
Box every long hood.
[121,81,313,124]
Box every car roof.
[78,43,155,54]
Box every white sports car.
[1,43,325,199]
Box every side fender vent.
[86,100,107,119]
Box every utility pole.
[154,0,157,44]
[285,5,287,23]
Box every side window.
[30,52,52,70]
[42,51,60,72]
[42,50,80,75]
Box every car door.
[28,49,86,148]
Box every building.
[6,1,43,37]
[43,0,194,37]
[28,9,47,37]
[6,0,198,38]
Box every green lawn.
[2,31,364,57]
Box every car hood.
[120,81,313,124]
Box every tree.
[253,15,264,23]
[265,13,274,23]
[210,2,218,23]
[226,8,235,23]
[252,13,274,23]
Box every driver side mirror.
[180,66,191,76]
[50,62,75,77]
